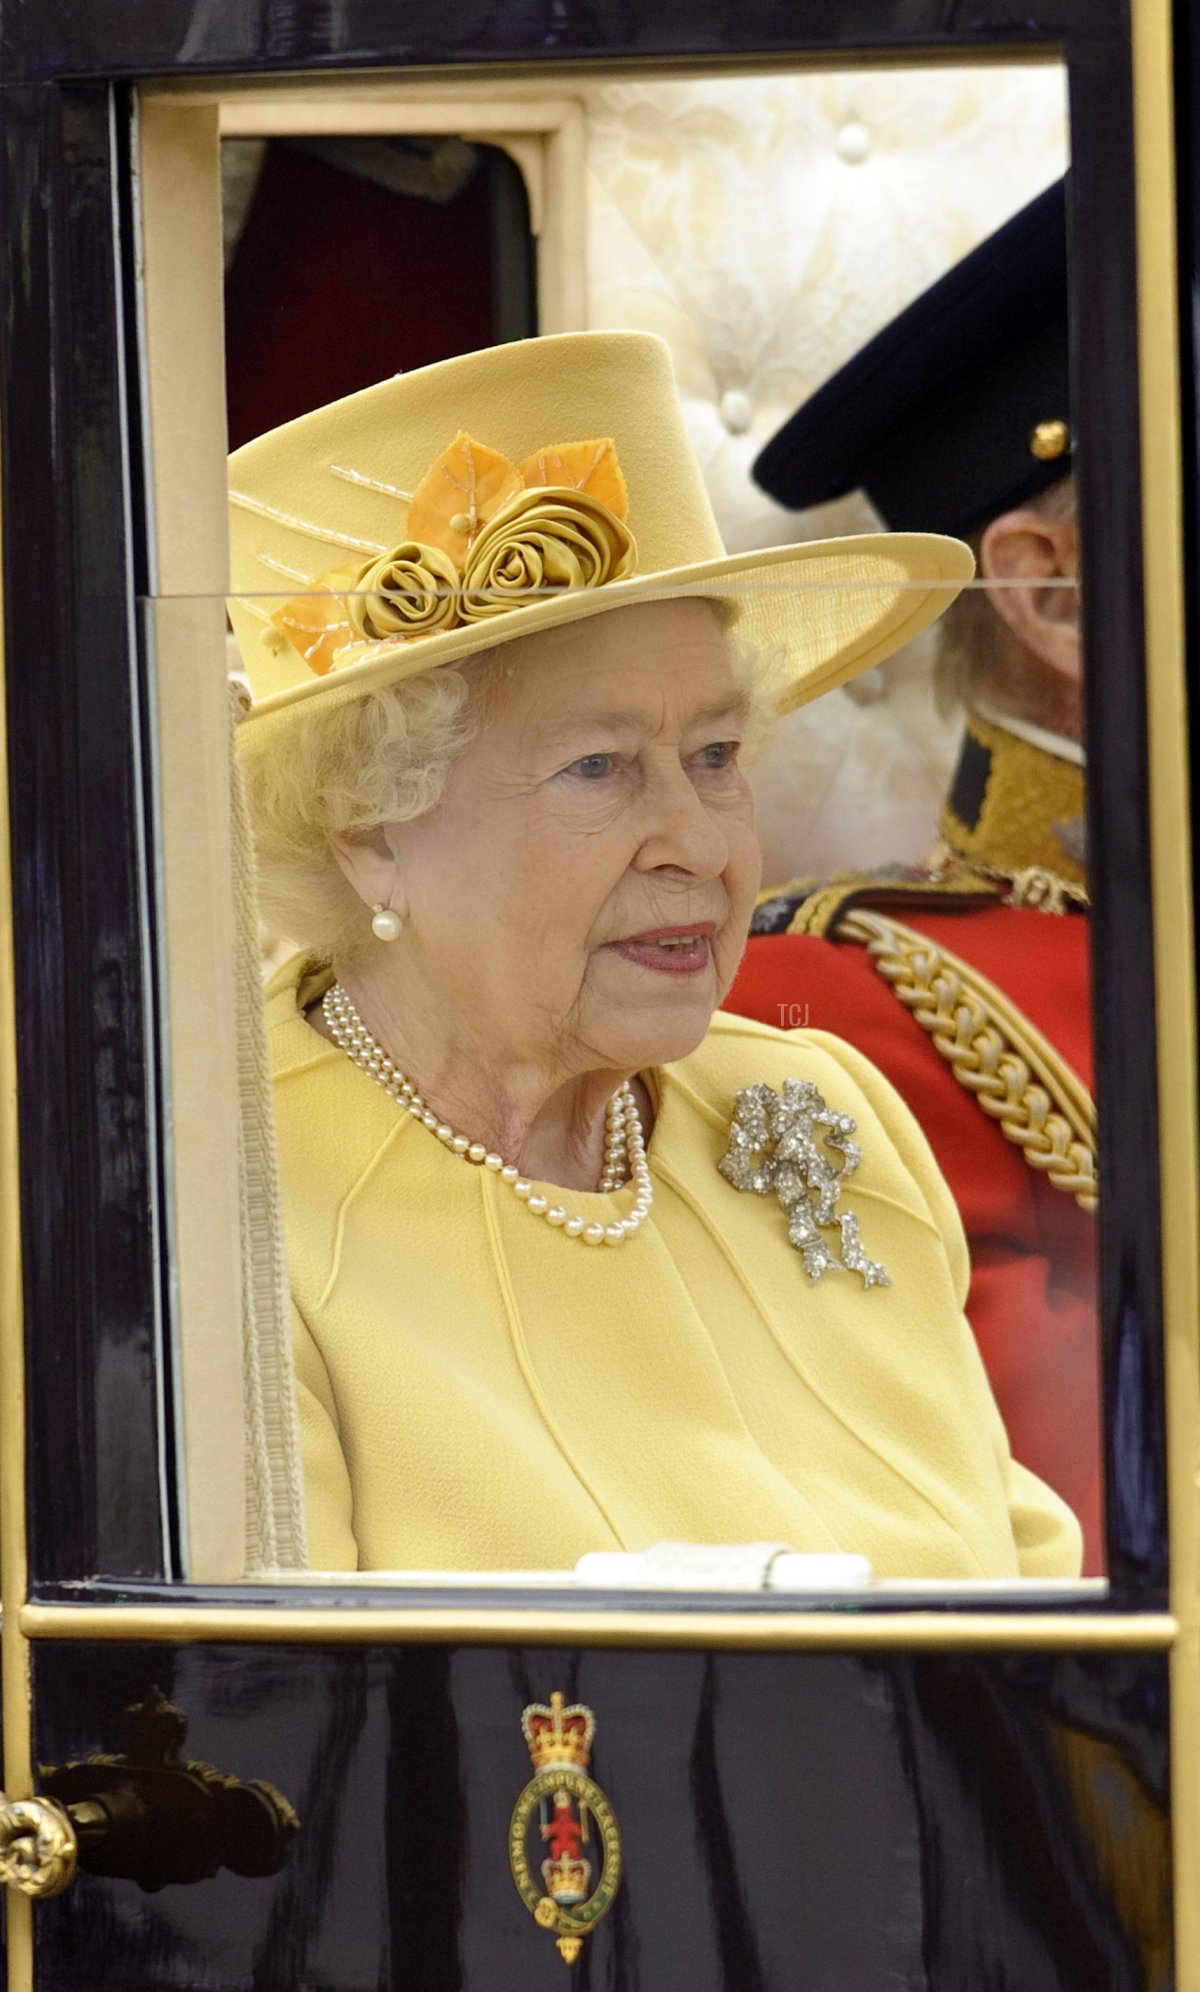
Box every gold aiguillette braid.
[836,908,1097,1213]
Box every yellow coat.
[269,956,1081,1579]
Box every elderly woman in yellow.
[230,331,1081,1580]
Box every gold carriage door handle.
[0,1689,301,1899]
[0,1795,78,1898]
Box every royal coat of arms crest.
[508,1690,622,1967]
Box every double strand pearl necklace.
[322,982,653,1246]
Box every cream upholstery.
[579,67,1069,878]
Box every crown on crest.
[544,1855,591,1904]
[521,1691,596,1773]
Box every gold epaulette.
[835,907,1097,1212]
[753,866,1001,940]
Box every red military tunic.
[727,718,1102,1572]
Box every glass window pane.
[148,59,1106,1595]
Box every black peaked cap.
[753,178,1069,538]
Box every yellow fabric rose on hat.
[268,435,637,676]
[459,486,636,622]
[347,540,462,642]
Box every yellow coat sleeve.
[292,1301,359,1571]
[802,1027,1084,1580]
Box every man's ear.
[328,825,407,920]
[979,507,1081,683]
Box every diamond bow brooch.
[718,1078,890,1289]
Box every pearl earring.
[371,903,402,942]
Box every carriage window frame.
[1,8,1192,1633]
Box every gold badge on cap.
[509,1691,622,1968]
[1029,418,1070,462]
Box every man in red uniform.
[729,179,1103,1571]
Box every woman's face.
[381,600,762,1079]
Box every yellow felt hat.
[228,331,973,748]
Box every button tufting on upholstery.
[719,388,753,434]
[835,121,872,165]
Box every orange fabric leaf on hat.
[270,561,364,677]
[406,432,524,563]
[517,439,628,520]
